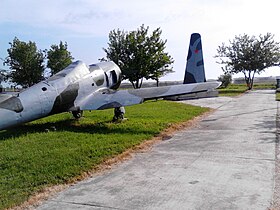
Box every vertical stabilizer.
[183,33,206,84]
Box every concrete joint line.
[49,200,126,210]
[234,156,275,162]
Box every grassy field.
[277,93,280,101]
[253,83,276,89]
[218,84,248,96]
[218,83,276,97]
[276,89,280,101]
[0,100,208,209]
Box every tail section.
[183,33,206,84]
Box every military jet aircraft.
[0,33,220,131]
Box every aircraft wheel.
[72,110,83,119]
[113,107,125,121]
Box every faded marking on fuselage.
[184,72,196,84]
[127,86,171,99]
[95,76,105,86]
[47,73,67,82]
[0,96,24,113]
[97,101,123,110]
[197,60,204,67]
[50,83,79,114]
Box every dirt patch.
[9,110,214,210]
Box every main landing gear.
[72,110,83,119]
[71,108,126,122]
[113,107,126,122]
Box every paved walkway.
[37,90,277,210]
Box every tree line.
[2,38,73,88]
[1,25,174,89]
[1,25,280,90]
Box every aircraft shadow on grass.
[0,117,156,141]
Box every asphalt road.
[37,90,277,210]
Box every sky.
[1,0,280,81]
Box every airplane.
[0,33,220,131]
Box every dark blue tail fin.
[183,33,206,84]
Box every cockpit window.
[89,64,100,72]
[93,72,105,86]
[95,76,104,86]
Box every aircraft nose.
[0,108,19,131]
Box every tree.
[4,37,45,88]
[0,69,9,83]
[215,33,280,89]
[217,73,232,88]
[103,25,174,88]
[0,70,5,84]
[47,41,74,75]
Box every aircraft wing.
[76,81,220,111]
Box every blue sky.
[1,0,280,81]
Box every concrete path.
[37,90,277,210]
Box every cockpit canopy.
[89,61,122,90]
[45,60,122,90]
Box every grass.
[276,92,280,101]
[218,83,276,97]
[276,87,280,101]
[0,100,208,209]
[218,84,248,96]
[253,83,276,90]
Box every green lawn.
[277,93,280,101]
[0,100,208,209]
[253,83,276,90]
[218,83,276,97]
[218,84,248,96]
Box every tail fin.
[183,33,206,84]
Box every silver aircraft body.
[0,34,220,131]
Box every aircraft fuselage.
[0,61,121,130]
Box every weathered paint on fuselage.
[0,61,121,130]
[0,47,221,131]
